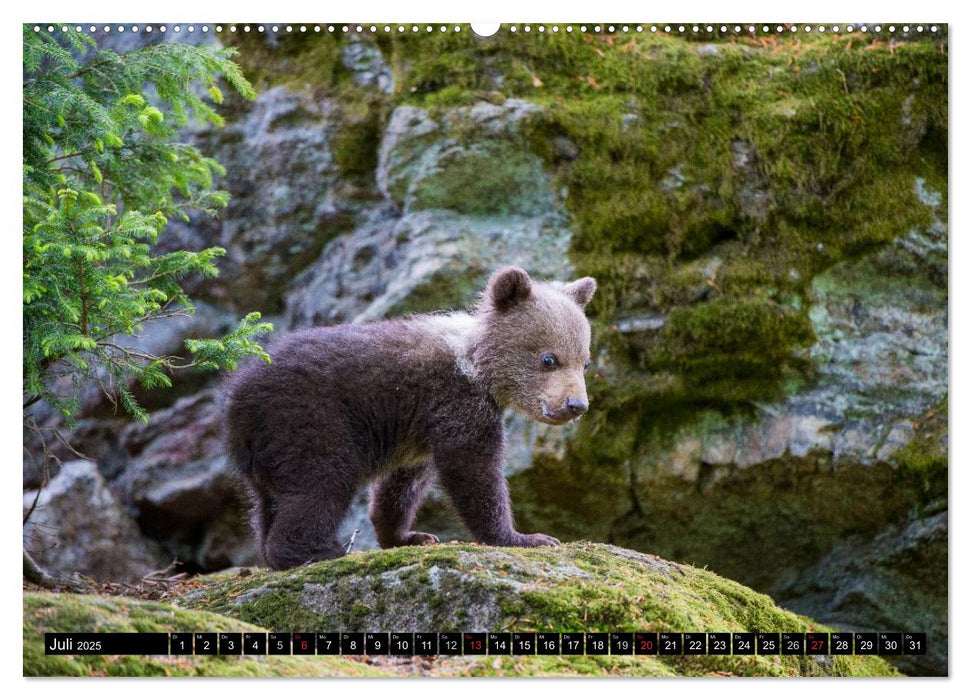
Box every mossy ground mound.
[23,592,389,677]
[179,542,896,677]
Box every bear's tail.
[241,478,274,561]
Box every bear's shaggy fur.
[224,266,596,570]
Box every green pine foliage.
[23,27,271,422]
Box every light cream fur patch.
[418,312,480,379]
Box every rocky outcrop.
[774,509,947,677]
[287,100,573,326]
[23,461,165,583]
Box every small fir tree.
[23,27,275,586]
[23,26,271,424]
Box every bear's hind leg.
[262,487,355,569]
[369,462,440,549]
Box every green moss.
[23,593,390,677]
[812,253,946,309]
[387,267,486,316]
[330,91,387,180]
[422,85,481,108]
[894,397,948,504]
[381,30,495,99]
[655,296,816,403]
[221,32,346,93]
[411,144,555,216]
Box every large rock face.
[23,28,947,676]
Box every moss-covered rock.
[180,543,897,677]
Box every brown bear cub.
[225,266,596,570]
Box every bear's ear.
[563,277,597,308]
[488,266,532,312]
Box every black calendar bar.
[43,631,928,656]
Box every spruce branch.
[23,28,266,424]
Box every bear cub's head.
[473,266,596,425]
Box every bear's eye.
[541,352,558,369]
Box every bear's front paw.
[403,531,440,547]
[511,532,561,548]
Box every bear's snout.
[541,396,589,423]
[565,397,589,417]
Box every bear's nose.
[565,398,589,417]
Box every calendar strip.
[45,632,926,656]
